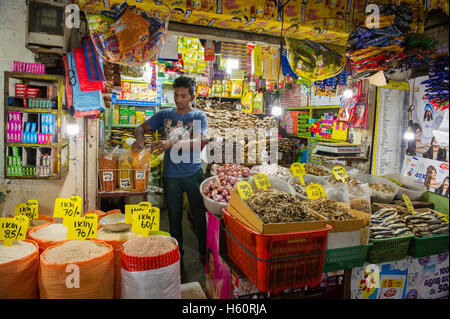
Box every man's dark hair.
[173,76,196,96]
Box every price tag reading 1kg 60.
[14,200,38,220]
[0,215,29,246]
[132,207,160,236]
[332,166,349,183]
[236,181,254,200]
[66,214,98,240]
[254,174,270,190]
[305,184,327,200]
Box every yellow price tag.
[291,163,306,186]
[132,207,160,236]
[125,202,152,224]
[236,181,254,200]
[0,215,29,246]
[332,166,349,183]
[381,279,404,289]
[66,214,98,240]
[14,200,38,220]
[253,174,271,190]
[387,178,402,187]
[402,194,415,215]
[305,184,327,200]
[438,213,449,224]
[54,196,82,219]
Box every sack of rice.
[0,239,39,299]
[27,215,55,234]
[27,223,68,254]
[121,236,181,299]
[39,239,114,299]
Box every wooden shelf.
[283,105,341,110]
[288,134,349,144]
[7,106,63,114]
[112,124,140,128]
[7,71,64,82]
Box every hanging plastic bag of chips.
[83,1,171,66]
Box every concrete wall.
[0,0,85,217]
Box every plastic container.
[367,235,414,264]
[248,174,296,195]
[407,234,449,258]
[383,173,427,201]
[222,209,332,292]
[354,174,400,203]
[251,164,292,182]
[200,176,229,217]
[323,244,373,273]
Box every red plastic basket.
[222,209,332,292]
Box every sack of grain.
[27,223,68,254]
[27,215,55,234]
[0,239,39,299]
[39,239,114,299]
[97,211,141,299]
[121,236,181,299]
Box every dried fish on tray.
[403,210,449,238]
[245,190,319,224]
[298,197,357,221]
[370,207,413,239]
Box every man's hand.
[151,140,174,155]
[132,139,145,153]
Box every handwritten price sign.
[54,196,82,221]
[290,163,306,186]
[305,184,327,200]
[253,174,271,190]
[125,202,152,224]
[0,215,29,246]
[132,207,160,236]
[332,166,349,183]
[14,200,38,220]
[236,181,254,200]
[402,194,415,215]
[66,214,98,240]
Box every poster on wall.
[351,252,449,299]
[406,76,449,163]
[402,155,449,197]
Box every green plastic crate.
[407,234,449,258]
[367,235,414,264]
[324,244,373,273]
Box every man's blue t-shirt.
[147,108,207,178]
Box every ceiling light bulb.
[343,88,353,99]
[271,106,282,117]
[66,117,79,135]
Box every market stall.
[0,0,448,301]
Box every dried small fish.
[369,183,396,194]
[393,228,411,236]
[375,235,391,239]
[383,213,399,224]
[304,164,330,176]
[428,224,443,231]
[298,197,357,221]
[415,226,429,232]
[369,226,392,231]
[388,223,407,229]
[382,219,404,227]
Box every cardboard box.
[227,190,328,234]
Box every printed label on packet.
[125,202,152,224]
[135,170,146,180]
[0,215,29,246]
[102,172,113,182]
[253,174,270,190]
[236,181,254,200]
[14,200,38,220]
[66,214,98,240]
[132,207,160,236]
[306,184,327,200]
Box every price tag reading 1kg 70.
[66,214,98,240]
[14,200,39,220]
[54,196,82,220]
[290,163,305,186]
[132,207,160,236]
[0,215,29,246]
[305,184,327,200]
[236,181,254,200]
[253,174,270,190]
[332,166,349,183]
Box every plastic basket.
[222,209,332,292]
[323,244,373,273]
[407,234,449,258]
[367,235,414,264]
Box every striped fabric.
[81,38,105,82]
[121,244,180,271]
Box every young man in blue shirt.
[132,76,208,264]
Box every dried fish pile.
[196,98,238,112]
[403,211,449,238]
[369,183,396,194]
[245,190,318,223]
[278,138,294,167]
[330,177,361,187]
[305,164,331,176]
[299,197,357,221]
[370,208,412,239]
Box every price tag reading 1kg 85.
[14,200,39,220]
[290,163,305,186]
[305,184,327,200]
[236,181,254,200]
[403,194,415,215]
[253,174,270,190]
[0,215,29,246]
[132,207,160,236]
[66,214,98,240]
[332,166,349,183]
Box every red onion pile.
[211,163,253,179]
[202,176,239,203]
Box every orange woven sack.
[38,239,115,299]
[27,215,55,234]
[0,239,39,299]
[27,223,67,255]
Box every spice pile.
[43,240,110,263]
[404,211,449,237]
[305,164,331,176]
[124,236,176,257]
[0,241,37,264]
[299,197,357,221]
[245,190,318,223]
